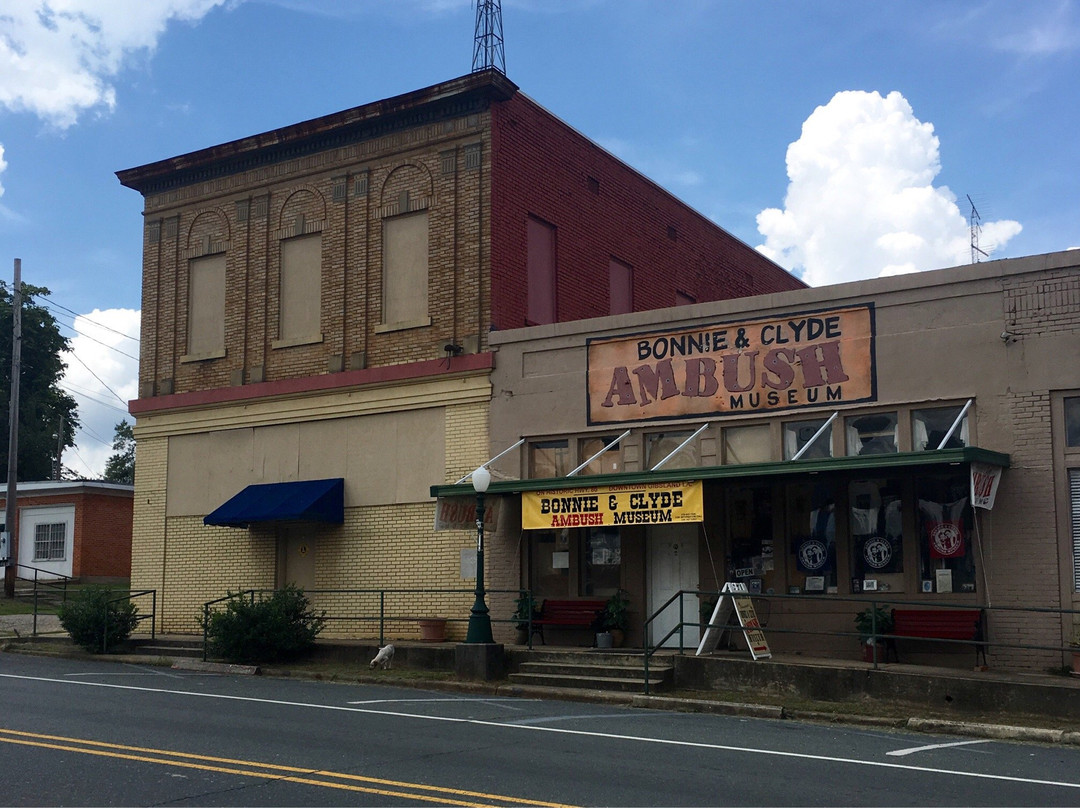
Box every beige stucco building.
[439,249,1080,671]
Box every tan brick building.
[435,249,1080,671]
[117,71,803,635]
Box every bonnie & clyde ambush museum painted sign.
[586,305,876,424]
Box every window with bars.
[33,522,66,562]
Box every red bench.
[530,599,607,645]
[893,608,986,666]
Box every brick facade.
[117,71,805,637]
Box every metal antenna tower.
[968,194,988,264]
[472,0,505,74]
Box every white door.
[647,523,700,648]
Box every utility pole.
[4,258,22,598]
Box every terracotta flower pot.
[418,618,447,642]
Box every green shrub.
[202,586,326,665]
[57,586,139,653]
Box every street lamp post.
[465,465,494,644]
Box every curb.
[172,659,260,676]
[906,717,1080,745]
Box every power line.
[38,294,140,344]
[57,321,140,362]
[66,351,127,406]
[60,382,130,415]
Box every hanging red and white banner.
[928,520,965,558]
[970,463,1003,510]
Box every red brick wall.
[73,492,133,581]
[489,93,805,330]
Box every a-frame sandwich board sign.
[695,581,772,660]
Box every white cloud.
[0,1,231,128]
[755,90,1022,287]
[61,308,140,478]
[0,141,6,196]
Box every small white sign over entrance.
[695,582,772,660]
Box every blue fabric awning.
[204,478,344,528]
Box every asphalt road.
[3,652,1080,807]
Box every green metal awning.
[430,446,1009,499]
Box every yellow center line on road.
[0,728,578,808]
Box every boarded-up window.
[609,258,633,315]
[187,254,225,357]
[527,216,556,325]
[280,234,322,342]
[383,211,429,325]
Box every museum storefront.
[431,251,1080,671]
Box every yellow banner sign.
[587,305,875,424]
[522,480,703,530]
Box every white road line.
[2,672,1077,791]
[888,739,991,757]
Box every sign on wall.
[521,480,703,530]
[434,496,501,532]
[586,305,876,424]
[970,463,1003,510]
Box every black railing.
[11,564,73,636]
[642,590,1080,694]
[200,587,531,662]
[101,589,157,654]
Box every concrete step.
[509,660,673,693]
[126,637,203,658]
[508,670,669,693]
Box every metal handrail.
[642,590,1080,694]
[102,589,157,654]
[199,587,532,661]
[12,564,74,636]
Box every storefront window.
[846,413,898,455]
[727,486,777,595]
[787,483,837,594]
[783,418,833,460]
[645,431,699,470]
[917,474,977,594]
[529,440,570,478]
[581,526,621,596]
[1066,397,1080,447]
[578,436,621,475]
[913,405,968,451]
[849,478,904,592]
[723,425,772,464]
[529,530,571,597]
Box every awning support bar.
[791,412,839,461]
[454,438,526,485]
[567,430,631,477]
[936,399,973,450]
[650,423,711,471]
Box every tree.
[103,420,135,485]
[0,281,80,481]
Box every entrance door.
[277,526,316,591]
[647,523,700,648]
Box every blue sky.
[0,0,1077,476]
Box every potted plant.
[600,589,630,648]
[512,593,539,645]
[854,604,893,663]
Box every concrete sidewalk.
[0,613,63,637]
